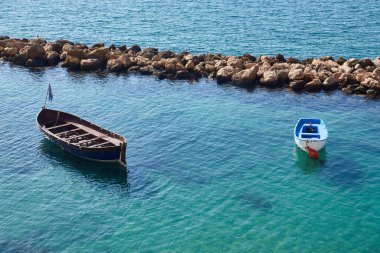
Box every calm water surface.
[1,0,380,252]
[0,63,379,252]
[1,0,379,58]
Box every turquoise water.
[1,0,380,252]
[1,0,379,58]
[0,63,379,252]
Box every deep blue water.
[1,0,379,58]
[1,1,380,252]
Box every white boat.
[294,118,328,158]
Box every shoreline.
[1,36,379,98]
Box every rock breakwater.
[1,36,379,97]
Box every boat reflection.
[39,139,129,190]
[292,145,327,174]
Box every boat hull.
[43,132,123,163]
[294,137,326,152]
[37,108,127,166]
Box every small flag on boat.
[48,83,53,102]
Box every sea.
[0,0,379,252]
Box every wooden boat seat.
[64,132,91,141]
[46,122,71,130]
[76,136,102,145]
[55,128,80,135]
[87,141,115,148]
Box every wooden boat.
[294,118,328,158]
[37,107,127,166]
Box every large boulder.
[260,70,280,87]
[6,40,27,50]
[152,60,165,70]
[3,47,18,57]
[135,56,149,67]
[358,58,373,68]
[227,57,244,69]
[373,57,380,68]
[231,68,257,86]
[12,54,28,66]
[216,66,236,83]
[278,69,290,83]
[373,68,380,81]
[164,58,178,74]
[318,70,332,82]
[25,58,46,67]
[87,47,109,60]
[205,62,216,73]
[288,68,304,80]
[80,58,102,71]
[270,63,289,70]
[338,73,357,87]
[322,73,341,91]
[286,57,300,64]
[66,48,86,59]
[336,57,346,65]
[139,65,154,75]
[304,67,319,80]
[19,44,45,59]
[176,70,193,79]
[194,63,207,77]
[275,54,286,62]
[55,39,74,47]
[105,50,122,60]
[119,55,134,69]
[92,43,104,48]
[339,63,353,73]
[157,50,175,59]
[129,44,141,53]
[185,60,195,72]
[45,51,60,65]
[62,43,74,52]
[63,55,81,70]
[361,78,380,92]
[175,62,185,71]
[106,59,125,72]
[304,79,322,92]
[43,42,62,53]
[289,79,307,91]
[257,62,272,78]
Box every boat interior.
[300,125,320,139]
[44,120,118,148]
[295,119,323,140]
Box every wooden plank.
[47,123,71,130]
[87,141,113,148]
[76,136,100,145]
[63,132,91,141]
[56,128,80,135]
